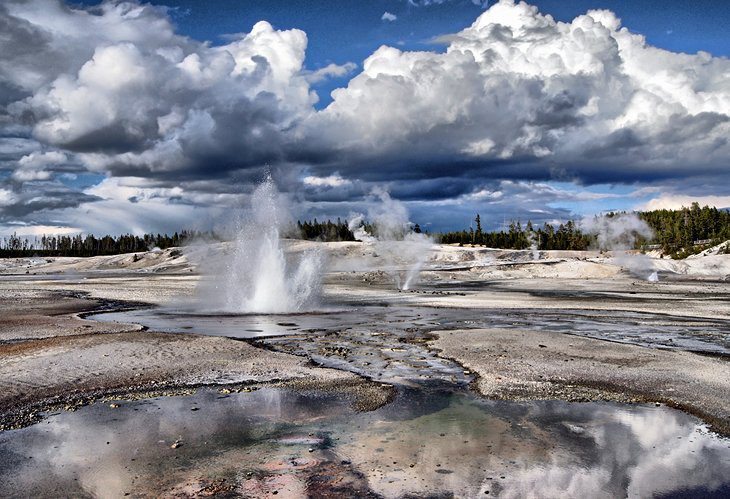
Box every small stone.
[171,439,183,449]
[109,403,119,409]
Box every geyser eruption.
[210,176,322,314]
[349,188,433,290]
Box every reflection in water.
[1,388,728,498]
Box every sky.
[1,0,729,235]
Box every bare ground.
[431,328,730,435]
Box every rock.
[171,439,183,449]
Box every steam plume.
[349,188,433,290]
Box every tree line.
[439,217,592,250]
[438,203,730,257]
[638,203,730,256]
[0,230,212,258]
[294,218,357,241]
[1,204,728,258]
[294,218,424,241]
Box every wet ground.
[1,385,729,498]
[93,302,730,357]
[0,299,724,497]
[2,270,730,497]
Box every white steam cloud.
[349,188,433,290]
[579,213,658,280]
[579,213,653,251]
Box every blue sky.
[1,0,730,234]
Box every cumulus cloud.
[304,0,730,186]
[1,0,729,234]
[0,180,100,219]
[382,12,398,22]
[11,151,66,182]
[304,62,358,84]
[2,0,316,181]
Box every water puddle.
[1,386,728,498]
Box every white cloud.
[0,225,81,237]
[305,62,357,84]
[12,151,67,182]
[5,0,730,187]
[306,0,730,183]
[638,194,730,211]
[302,174,351,187]
[3,2,316,177]
[0,188,18,207]
[61,177,230,235]
[382,12,397,22]
[464,188,503,201]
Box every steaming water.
[206,177,322,314]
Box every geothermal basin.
[1,240,730,497]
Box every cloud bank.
[1,0,729,233]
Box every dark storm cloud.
[0,180,100,220]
